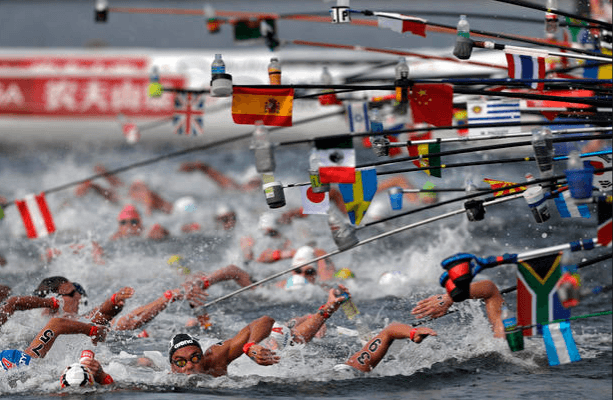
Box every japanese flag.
[301,186,329,215]
[15,192,56,239]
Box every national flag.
[516,252,571,336]
[565,17,587,43]
[583,48,612,79]
[345,101,370,133]
[231,87,294,127]
[14,192,56,239]
[505,54,546,90]
[453,108,469,136]
[482,178,526,197]
[338,168,378,225]
[409,84,453,127]
[542,321,581,366]
[523,89,593,121]
[407,142,442,178]
[375,12,427,37]
[301,186,329,215]
[554,190,591,218]
[582,153,612,193]
[316,136,355,184]
[467,100,521,137]
[172,93,205,136]
[0,205,3,220]
[597,195,612,247]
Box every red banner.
[0,55,149,74]
[0,75,185,117]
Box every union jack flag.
[172,93,204,136]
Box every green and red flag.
[516,252,571,336]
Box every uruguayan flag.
[466,100,521,137]
[554,190,591,218]
[542,321,581,366]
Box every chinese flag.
[410,84,453,127]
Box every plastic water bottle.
[395,57,409,80]
[545,0,558,38]
[268,57,281,85]
[531,128,554,180]
[457,15,470,39]
[501,304,524,352]
[309,149,330,193]
[321,66,333,86]
[252,121,275,174]
[211,54,225,75]
[79,350,94,364]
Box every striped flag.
[505,54,546,90]
[467,100,521,137]
[301,186,329,215]
[316,136,355,184]
[375,12,427,37]
[407,142,442,178]
[173,93,205,136]
[345,102,370,133]
[516,252,571,336]
[542,321,581,366]
[483,178,526,197]
[554,190,591,218]
[338,167,378,225]
[15,192,56,239]
[232,87,294,127]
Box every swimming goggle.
[172,352,202,367]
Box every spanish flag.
[232,87,294,127]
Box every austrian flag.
[15,192,56,239]
[375,12,427,37]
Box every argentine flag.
[542,321,581,366]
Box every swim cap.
[291,245,315,267]
[378,270,409,286]
[258,212,277,231]
[174,197,197,214]
[73,282,88,307]
[118,204,140,221]
[60,363,95,388]
[215,204,234,217]
[168,333,201,362]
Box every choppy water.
[0,136,611,399]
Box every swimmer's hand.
[245,344,280,366]
[411,294,453,319]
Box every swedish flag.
[338,168,378,225]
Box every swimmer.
[411,280,504,337]
[280,245,338,289]
[1,317,108,371]
[111,204,170,240]
[341,323,437,373]
[167,286,350,376]
[241,212,295,264]
[60,351,114,387]
[178,162,261,192]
